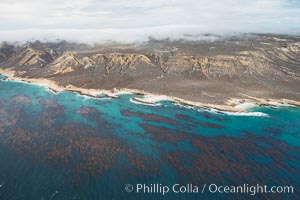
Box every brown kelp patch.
[121,109,179,126]
[176,112,226,122]
[38,98,60,108]
[72,136,126,176]
[198,122,224,129]
[175,113,195,121]
[162,133,300,187]
[0,99,20,132]
[37,101,65,127]
[75,106,117,130]
[11,94,31,104]
[264,126,283,136]
[140,123,189,142]
[75,106,101,121]
[75,106,99,116]
[1,108,161,185]
[175,114,225,129]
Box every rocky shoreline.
[1,68,299,113]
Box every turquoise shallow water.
[0,74,299,199]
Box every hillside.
[1,34,300,105]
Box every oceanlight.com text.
[125,183,294,196]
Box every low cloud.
[0,0,299,43]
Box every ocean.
[0,74,299,200]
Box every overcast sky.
[0,0,300,43]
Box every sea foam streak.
[220,111,269,117]
[75,93,111,101]
[130,98,162,107]
[174,103,269,117]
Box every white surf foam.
[130,98,162,107]
[75,93,111,101]
[221,111,269,117]
[173,102,269,117]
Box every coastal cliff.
[1,34,300,106]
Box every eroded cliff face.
[8,47,57,67]
[87,53,153,74]
[148,41,300,79]
[36,52,153,75]
[2,36,300,81]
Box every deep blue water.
[0,74,299,199]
